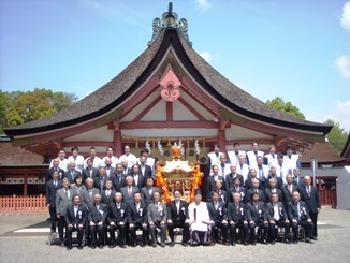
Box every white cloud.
[307,101,350,132]
[195,0,211,10]
[335,55,350,78]
[340,1,350,31]
[198,51,213,62]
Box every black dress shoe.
[77,245,83,250]
[305,238,312,243]
[121,245,127,249]
[170,241,175,247]
[182,242,189,247]
[244,241,248,246]
[141,243,146,247]
[152,244,157,247]
[311,236,318,240]
[271,240,276,245]
[67,246,72,250]
[159,243,165,247]
[91,245,96,249]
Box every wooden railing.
[0,194,48,213]
[319,188,337,208]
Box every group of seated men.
[45,143,320,250]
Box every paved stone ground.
[0,208,349,263]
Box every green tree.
[0,88,76,131]
[323,119,349,154]
[266,97,305,120]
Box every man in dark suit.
[46,158,64,181]
[207,191,229,245]
[46,170,62,234]
[288,191,313,243]
[227,192,249,246]
[167,191,190,246]
[128,192,149,247]
[245,169,264,190]
[207,165,226,195]
[299,176,320,239]
[226,164,244,189]
[244,178,265,203]
[93,167,107,192]
[266,192,291,244]
[228,177,246,203]
[56,178,73,245]
[82,158,98,182]
[130,164,145,190]
[147,191,167,247]
[292,169,304,187]
[64,161,82,184]
[113,163,126,192]
[65,194,88,250]
[264,178,282,203]
[101,179,116,205]
[268,165,283,189]
[281,174,298,207]
[120,176,138,205]
[107,192,128,248]
[246,192,268,244]
[88,193,108,248]
[208,180,228,206]
[139,156,153,178]
[104,158,117,179]
[141,177,159,205]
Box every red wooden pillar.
[218,117,227,151]
[113,121,122,156]
[166,101,173,121]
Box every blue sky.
[1,0,349,130]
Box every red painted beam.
[120,120,218,129]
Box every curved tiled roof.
[4,29,332,136]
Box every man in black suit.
[46,170,62,234]
[64,161,81,184]
[130,164,145,190]
[141,177,159,205]
[264,178,282,203]
[139,156,153,178]
[113,163,126,192]
[299,176,320,239]
[82,158,98,182]
[107,192,128,248]
[167,191,190,246]
[226,164,244,189]
[93,167,107,192]
[227,192,249,246]
[128,192,149,247]
[65,194,88,250]
[266,192,291,244]
[245,169,264,190]
[207,165,225,195]
[246,192,268,245]
[268,165,283,189]
[288,191,313,243]
[88,193,108,248]
[208,180,228,206]
[207,191,229,245]
[244,178,265,203]
[46,158,64,181]
[281,174,298,208]
[101,179,116,205]
[104,158,117,180]
[228,177,246,203]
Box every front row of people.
[57,179,314,250]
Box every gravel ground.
[0,208,349,263]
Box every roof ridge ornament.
[148,2,191,47]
